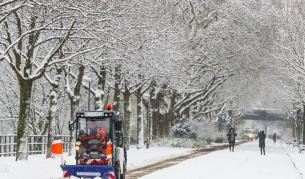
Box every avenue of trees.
[1,0,305,160]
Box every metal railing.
[0,134,70,157]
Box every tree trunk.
[67,65,85,155]
[146,104,151,149]
[46,89,59,158]
[93,65,106,110]
[297,109,301,141]
[150,86,159,138]
[291,117,296,138]
[142,93,151,149]
[46,68,62,158]
[148,106,153,148]
[16,79,33,161]
[113,64,121,111]
[154,84,167,137]
[69,98,80,155]
[123,85,131,149]
[148,86,154,145]
[165,90,177,136]
[136,87,144,149]
[303,103,305,144]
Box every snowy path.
[141,140,304,179]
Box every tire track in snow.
[126,148,214,179]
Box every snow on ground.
[284,143,305,178]
[141,140,305,179]
[3,140,305,179]
[0,146,193,179]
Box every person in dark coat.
[272,132,277,144]
[258,130,266,155]
[227,127,237,152]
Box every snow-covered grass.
[0,146,193,179]
[140,140,305,179]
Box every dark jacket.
[227,132,237,142]
[89,127,97,135]
[272,133,276,142]
[258,132,266,148]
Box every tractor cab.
[75,111,114,165]
[61,110,126,179]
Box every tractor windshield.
[78,117,111,139]
[76,117,112,163]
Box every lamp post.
[88,81,91,110]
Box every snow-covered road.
[141,140,304,179]
[2,140,305,179]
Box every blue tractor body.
[61,164,115,178]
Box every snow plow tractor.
[61,109,126,179]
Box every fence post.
[14,135,16,156]
[25,135,29,159]
[4,136,6,157]
[41,136,45,154]
[8,136,10,157]
[10,135,13,157]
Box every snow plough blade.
[60,164,115,179]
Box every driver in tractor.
[89,120,98,135]
[97,128,112,164]
[78,127,112,165]
[78,121,98,146]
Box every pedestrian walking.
[272,132,276,144]
[227,127,237,152]
[258,130,266,155]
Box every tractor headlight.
[75,141,81,151]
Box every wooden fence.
[0,134,70,157]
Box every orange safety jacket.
[105,141,112,159]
